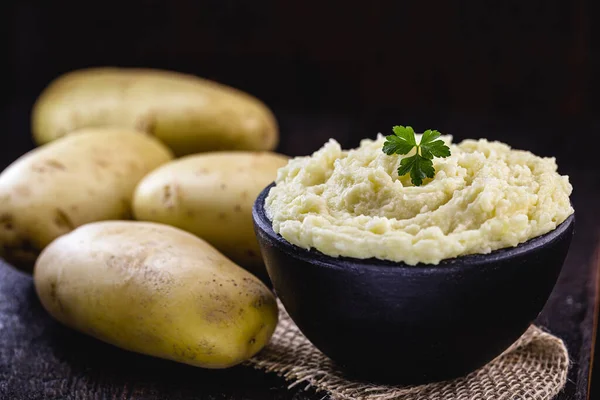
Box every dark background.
[1,0,598,165]
[0,0,594,114]
[1,1,599,399]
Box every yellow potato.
[34,221,278,368]
[132,151,288,277]
[0,128,173,270]
[32,68,279,156]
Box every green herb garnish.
[382,125,451,186]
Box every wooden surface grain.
[0,109,598,399]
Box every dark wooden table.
[0,105,598,399]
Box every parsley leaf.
[420,129,440,144]
[421,140,451,159]
[420,130,451,159]
[397,154,435,186]
[383,134,415,155]
[383,126,417,155]
[382,126,451,186]
[392,126,417,147]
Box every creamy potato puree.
[265,135,573,265]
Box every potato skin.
[132,151,288,276]
[33,221,278,369]
[32,68,279,156]
[0,128,173,270]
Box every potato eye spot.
[14,185,31,197]
[49,281,66,313]
[0,214,13,230]
[32,159,67,173]
[45,159,66,170]
[161,184,180,209]
[54,208,75,231]
[94,159,109,168]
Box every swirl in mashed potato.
[264,134,574,265]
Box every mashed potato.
[265,134,574,265]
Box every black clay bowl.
[252,183,575,384]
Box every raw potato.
[32,68,279,156]
[133,151,288,276]
[34,221,278,368]
[0,128,173,270]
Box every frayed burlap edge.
[246,301,569,400]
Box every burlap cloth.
[246,301,569,400]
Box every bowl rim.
[253,182,575,272]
